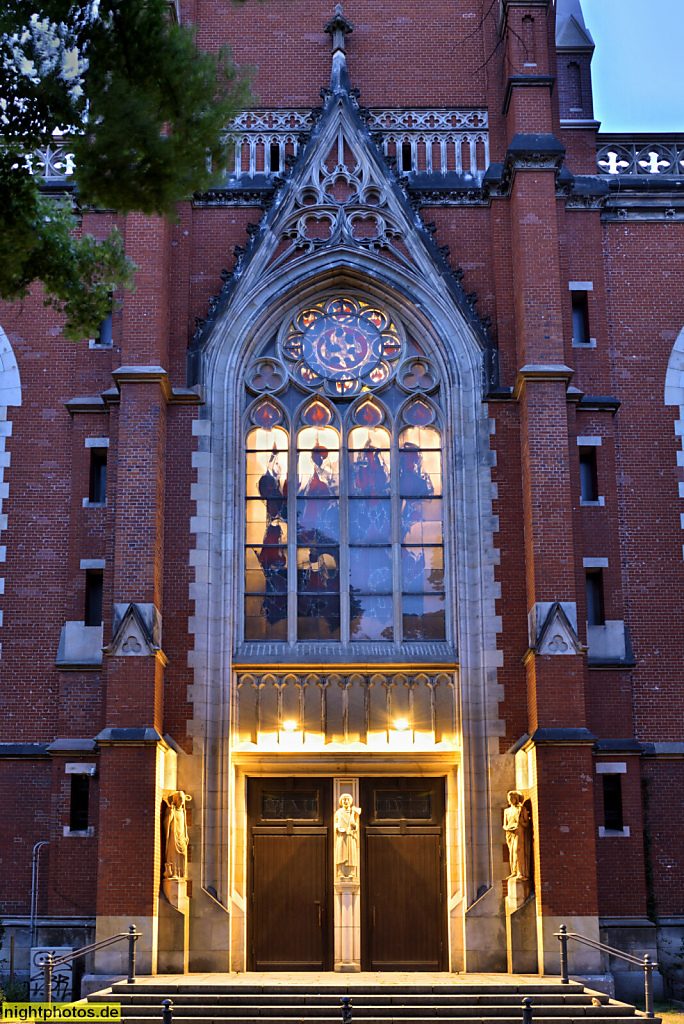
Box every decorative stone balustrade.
[227,108,489,181]
[31,129,684,187]
[33,142,76,180]
[233,669,458,749]
[597,136,684,176]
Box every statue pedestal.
[506,875,531,911]
[162,876,189,913]
[505,876,537,974]
[334,878,361,972]
[159,878,190,973]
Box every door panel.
[248,777,331,971]
[366,832,442,970]
[252,832,328,970]
[361,777,445,971]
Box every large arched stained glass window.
[243,298,447,645]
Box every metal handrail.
[555,923,658,1018]
[39,924,141,1004]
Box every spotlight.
[282,719,298,732]
[393,717,410,731]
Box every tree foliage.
[0,0,251,338]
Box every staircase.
[86,976,659,1024]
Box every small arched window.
[243,297,447,646]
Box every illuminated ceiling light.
[393,717,410,731]
[282,719,298,732]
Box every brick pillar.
[95,214,171,974]
[501,0,601,974]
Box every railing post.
[42,953,54,1005]
[340,996,353,1024]
[128,925,139,984]
[522,997,533,1024]
[643,954,654,1018]
[558,924,569,984]
[162,999,174,1024]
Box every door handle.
[315,899,321,926]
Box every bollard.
[558,924,569,984]
[340,996,353,1024]
[522,997,533,1024]
[162,1000,174,1024]
[128,925,139,984]
[42,953,54,1005]
[643,954,654,1019]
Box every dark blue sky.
[581,0,684,132]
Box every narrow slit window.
[70,774,90,831]
[269,143,280,173]
[98,313,113,347]
[602,774,623,831]
[89,448,107,503]
[585,570,605,626]
[567,61,583,110]
[579,446,598,501]
[401,142,412,172]
[572,291,590,345]
[85,570,103,626]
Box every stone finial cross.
[324,4,353,53]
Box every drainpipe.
[30,842,49,951]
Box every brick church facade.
[1,0,683,994]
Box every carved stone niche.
[234,669,456,748]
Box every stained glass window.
[243,298,447,645]
[297,423,340,641]
[244,418,288,641]
[348,416,393,641]
[399,425,445,641]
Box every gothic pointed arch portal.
[186,53,504,973]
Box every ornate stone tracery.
[234,668,457,746]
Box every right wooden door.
[362,778,446,971]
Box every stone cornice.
[577,394,621,414]
[524,727,597,748]
[94,727,166,746]
[65,396,108,416]
[503,133,566,187]
[112,364,172,401]
[502,75,556,117]
[111,365,204,405]
[513,363,574,400]
[0,743,50,758]
[47,738,98,753]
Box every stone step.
[93,995,609,1008]
[108,985,588,998]
[114,1017,651,1024]
[110,1005,631,1019]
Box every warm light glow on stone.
[393,717,410,731]
[282,719,298,732]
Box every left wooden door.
[249,778,331,970]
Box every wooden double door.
[248,777,446,971]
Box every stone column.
[333,777,361,972]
